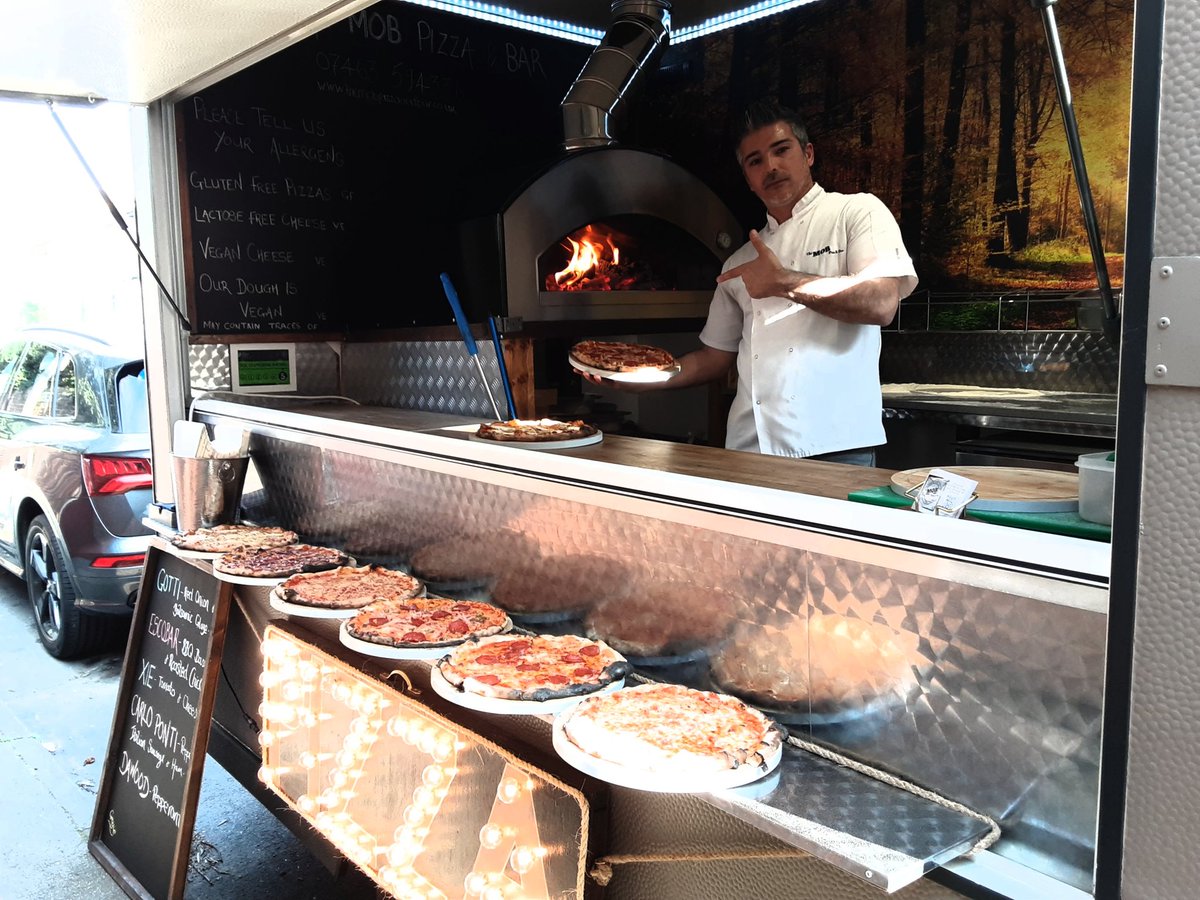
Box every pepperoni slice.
[401,631,427,642]
[573,667,594,677]
[366,617,389,627]
[516,663,539,671]
[579,644,601,657]
[429,610,452,619]
[447,619,470,634]
[561,653,584,663]
[474,654,498,665]
[410,618,427,627]
[545,674,568,684]
[473,674,501,685]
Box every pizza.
[215,543,351,579]
[584,581,736,661]
[709,613,920,711]
[345,596,511,648]
[171,523,298,553]
[475,418,599,443]
[277,565,423,609]
[558,683,782,777]
[570,340,676,373]
[490,553,626,619]
[436,633,629,702]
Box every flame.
[551,226,623,290]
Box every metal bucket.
[172,455,250,531]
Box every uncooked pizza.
[436,633,629,702]
[475,418,599,443]
[277,565,423,610]
[584,581,736,661]
[570,340,676,373]
[557,682,782,777]
[171,523,298,553]
[215,543,351,579]
[345,597,510,648]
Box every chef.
[579,99,918,465]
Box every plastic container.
[1075,451,1115,525]
[172,454,250,531]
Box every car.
[0,327,153,658]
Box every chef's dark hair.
[736,99,810,159]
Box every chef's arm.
[575,345,735,393]
[716,229,903,326]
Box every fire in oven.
[460,147,743,331]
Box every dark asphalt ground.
[0,569,383,899]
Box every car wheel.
[25,514,104,659]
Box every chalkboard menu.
[90,542,232,900]
[177,1,591,338]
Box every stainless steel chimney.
[561,1,671,150]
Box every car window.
[0,340,23,402]
[115,366,149,433]
[54,356,77,419]
[4,344,57,417]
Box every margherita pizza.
[215,543,351,579]
[570,340,676,373]
[171,523,298,554]
[436,633,629,702]
[475,418,599,443]
[277,565,422,610]
[557,683,782,778]
[346,597,510,648]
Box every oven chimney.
[561,0,671,150]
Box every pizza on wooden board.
[436,633,630,702]
[346,597,510,648]
[215,543,351,579]
[171,523,298,553]
[558,682,783,777]
[475,418,599,443]
[277,565,423,610]
[570,340,676,373]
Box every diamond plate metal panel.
[881,331,1119,393]
[341,340,510,418]
[231,427,1104,893]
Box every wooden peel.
[889,466,1080,513]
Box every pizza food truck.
[2,0,1194,898]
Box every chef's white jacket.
[699,184,918,458]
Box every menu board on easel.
[89,540,232,900]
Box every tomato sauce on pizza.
[570,340,676,373]
[346,597,510,647]
[436,633,629,702]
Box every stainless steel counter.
[881,385,1117,438]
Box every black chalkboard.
[90,541,232,900]
[176,1,592,338]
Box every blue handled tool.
[488,316,517,419]
[440,273,504,421]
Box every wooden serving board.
[889,466,1080,513]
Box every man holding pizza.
[577,99,917,465]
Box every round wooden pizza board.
[888,466,1079,513]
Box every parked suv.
[0,328,152,658]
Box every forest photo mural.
[627,0,1132,297]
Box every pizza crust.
[278,565,423,609]
[171,523,298,553]
[214,543,351,578]
[436,633,629,702]
[570,340,676,373]
[559,683,782,776]
[346,597,510,648]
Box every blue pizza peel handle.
[440,272,477,356]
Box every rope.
[589,848,811,886]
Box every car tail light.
[82,455,153,495]
[92,553,146,569]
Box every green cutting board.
[847,485,1111,542]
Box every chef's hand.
[573,369,659,393]
[716,229,813,301]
